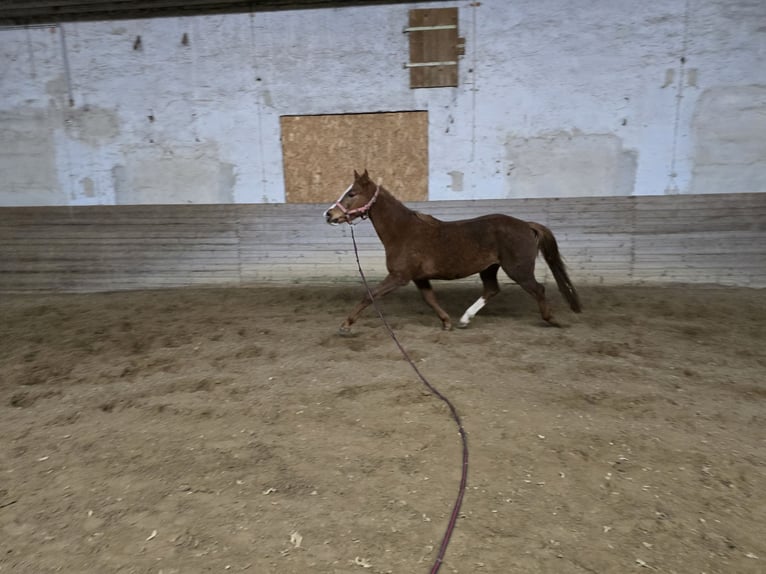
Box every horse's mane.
[378,185,441,225]
[414,211,441,225]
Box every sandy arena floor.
[1,282,764,573]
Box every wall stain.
[80,176,95,198]
[690,85,766,195]
[114,143,235,204]
[64,106,120,146]
[0,109,60,205]
[448,170,464,192]
[505,131,636,198]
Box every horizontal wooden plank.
[0,193,764,292]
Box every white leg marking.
[459,297,486,326]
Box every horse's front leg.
[414,279,453,330]
[339,273,407,335]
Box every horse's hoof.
[442,323,453,331]
[337,326,354,337]
[457,321,469,329]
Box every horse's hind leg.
[503,264,559,327]
[519,278,559,326]
[340,273,407,334]
[414,279,453,330]
[459,264,501,328]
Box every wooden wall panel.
[281,112,428,203]
[0,193,764,292]
[0,206,241,292]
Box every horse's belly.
[417,252,497,281]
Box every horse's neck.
[369,188,419,244]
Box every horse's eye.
[347,190,357,198]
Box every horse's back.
[440,213,531,241]
[432,213,535,261]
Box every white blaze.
[324,183,353,223]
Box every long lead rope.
[349,226,468,574]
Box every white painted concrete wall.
[1,0,764,206]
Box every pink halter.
[330,184,380,220]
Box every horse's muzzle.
[324,208,344,225]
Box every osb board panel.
[408,7,459,88]
[281,112,428,204]
[0,193,764,292]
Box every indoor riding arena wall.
[1,0,764,290]
[1,192,764,292]
[1,0,765,207]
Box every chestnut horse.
[324,170,581,333]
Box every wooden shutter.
[406,7,463,88]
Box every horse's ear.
[363,169,369,179]
[353,169,360,180]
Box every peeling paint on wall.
[219,162,237,200]
[114,143,235,204]
[448,170,464,192]
[0,110,62,206]
[64,106,120,146]
[690,86,766,195]
[45,75,69,107]
[79,176,95,198]
[505,131,637,198]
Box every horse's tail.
[528,222,582,313]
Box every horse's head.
[324,170,380,225]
